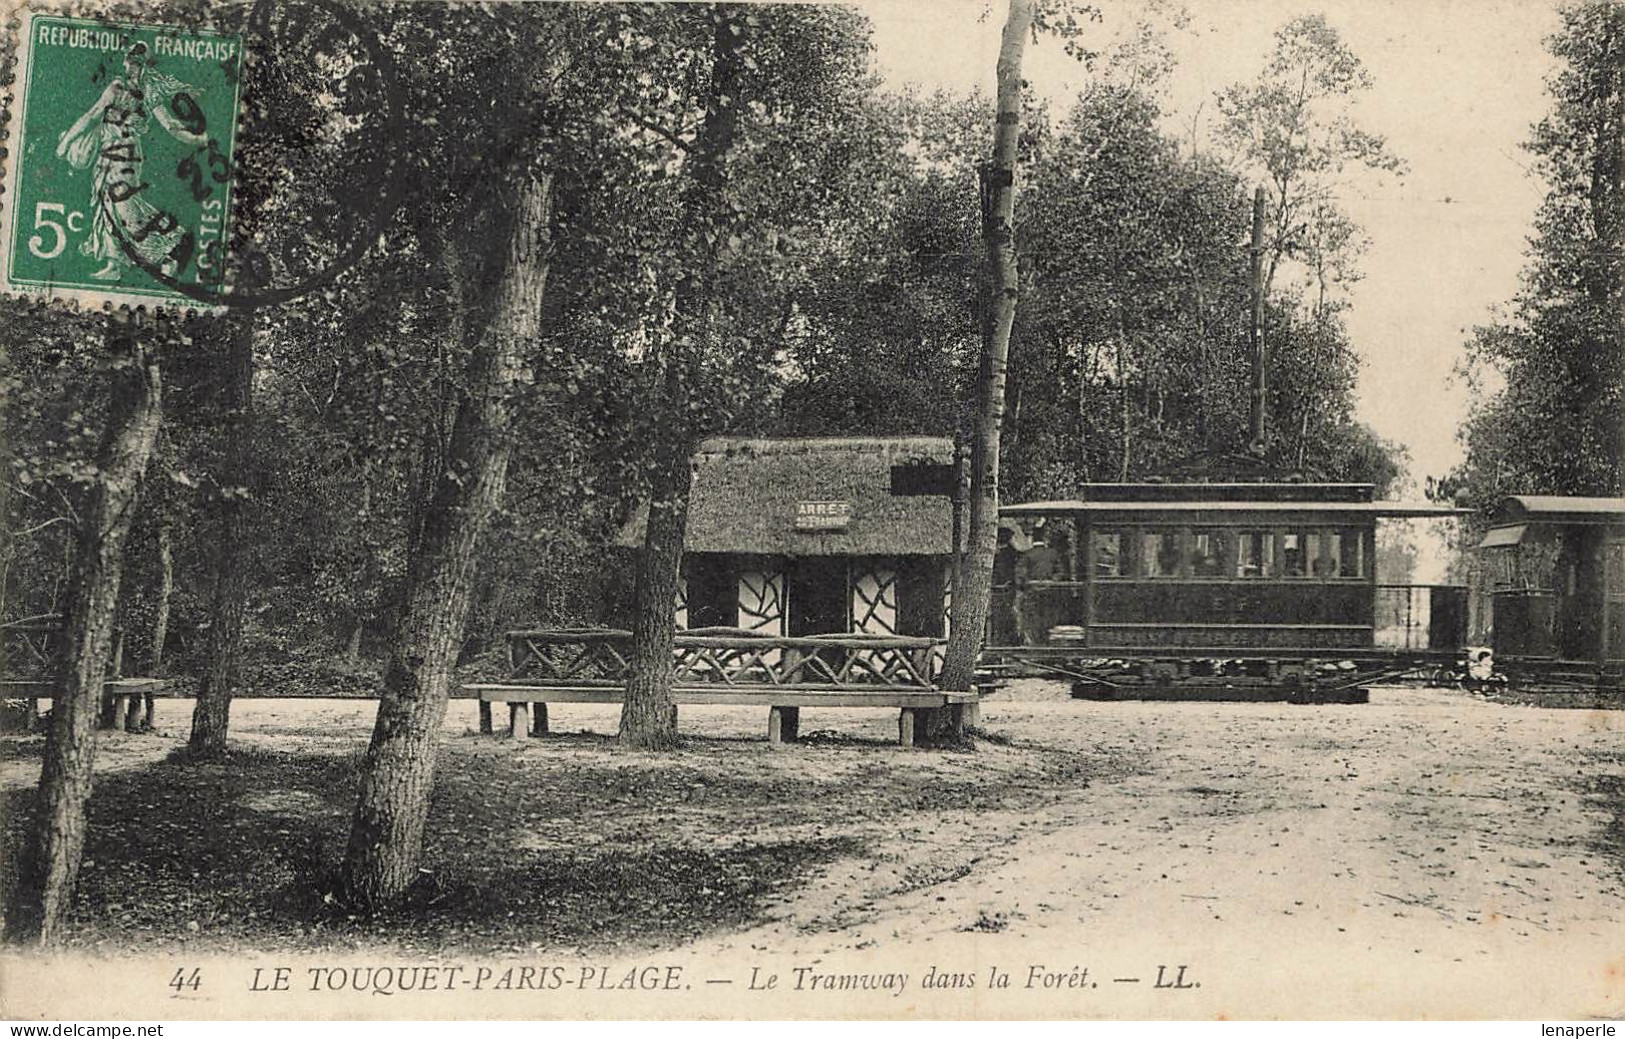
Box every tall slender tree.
[187,317,254,755]
[619,5,747,750]
[939,0,1034,703]
[339,167,555,907]
[6,317,163,944]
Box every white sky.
[860,0,1560,490]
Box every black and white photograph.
[0,0,1620,1022]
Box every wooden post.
[898,707,917,748]
[122,691,142,732]
[768,705,799,745]
[508,702,529,740]
[98,690,119,730]
[531,702,549,737]
[478,701,493,735]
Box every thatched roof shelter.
[616,436,956,556]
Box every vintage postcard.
[0,0,1620,1023]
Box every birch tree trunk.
[6,318,162,944]
[1117,311,1131,481]
[619,6,744,749]
[188,316,254,755]
[338,170,553,909]
[938,0,1032,703]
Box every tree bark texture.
[1247,185,1269,457]
[618,439,690,749]
[6,319,162,944]
[619,6,745,748]
[1116,312,1131,482]
[338,171,553,910]
[188,316,255,756]
[939,0,1031,697]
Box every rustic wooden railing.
[476,628,964,746]
[2,614,60,675]
[505,627,943,690]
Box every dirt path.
[3,685,1620,1018]
[683,684,1625,1018]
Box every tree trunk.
[143,501,173,730]
[138,487,171,731]
[1295,264,1329,472]
[187,316,255,755]
[6,318,162,944]
[150,512,173,675]
[619,6,745,749]
[618,438,689,749]
[1248,185,1270,458]
[939,0,1032,701]
[338,170,552,910]
[1117,312,1131,482]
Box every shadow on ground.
[1,730,1104,954]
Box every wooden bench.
[462,628,979,747]
[2,617,171,731]
[463,682,978,746]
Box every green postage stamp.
[1,10,244,309]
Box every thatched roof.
[617,436,955,557]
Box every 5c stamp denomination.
[1,10,243,309]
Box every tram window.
[1191,530,1229,577]
[1093,531,1123,578]
[1282,533,1305,577]
[1336,531,1363,578]
[1142,531,1181,578]
[1322,533,1343,576]
[1606,542,1625,594]
[1304,533,1329,576]
[1237,532,1274,577]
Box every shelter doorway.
[788,560,849,636]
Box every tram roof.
[1002,499,1469,519]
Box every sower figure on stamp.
[56,42,205,281]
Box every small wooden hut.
[617,436,957,638]
[1477,495,1625,667]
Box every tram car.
[987,480,1470,701]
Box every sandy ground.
[2,682,1621,1019]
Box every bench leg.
[531,702,549,737]
[142,692,156,731]
[479,701,493,736]
[898,707,918,748]
[768,705,800,745]
[961,701,981,730]
[508,702,529,741]
[123,694,142,732]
